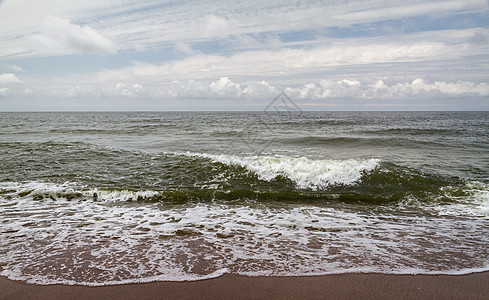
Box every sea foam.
[1,180,489,285]
[181,152,380,190]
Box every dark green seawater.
[0,111,488,285]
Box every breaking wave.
[181,152,380,190]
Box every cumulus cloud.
[62,77,278,99]
[28,16,117,56]
[208,77,242,97]
[407,78,489,96]
[65,82,148,98]
[0,87,10,97]
[66,85,99,98]
[111,83,146,97]
[0,73,23,98]
[61,77,487,101]
[161,77,278,99]
[285,78,489,99]
[0,73,22,85]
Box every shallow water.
[0,111,488,285]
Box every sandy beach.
[1,272,488,300]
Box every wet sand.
[1,272,488,300]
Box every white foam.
[1,267,230,286]
[465,181,489,215]
[182,152,380,190]
[1,181,488,286]
[1,181,78,197]
[434,181,489,218]
[0,181,161,203]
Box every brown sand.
[1,272,488,300]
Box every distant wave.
[279,136,449,148]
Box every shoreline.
[2,272,488,300]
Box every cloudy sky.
[0,0,488,111]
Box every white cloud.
[174,41,199,55]
[201,15,236,38]
[242,80,279,98]
[87,38,455,86]
[285,78,489,99]
[407,78,489,96]
[85,27,485,86]
[5,65,23,72]
[208,77,242,97]
[58,77,278,100]
[0,73,22,85]
[1,0,487,56]
[65,82,148,98]
[0,87,10,97]
[162,77,279,99]
[0,1,487,110]
[279,42,446,68]
[56,77,488,101]
[27,16,117,56]
[159,77,277,99]
[66,85,99,98]
[228,34,283,51]
[334,0,487,23]
[111,83,146,97]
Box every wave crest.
[182,152,380,190]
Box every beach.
[2,272,489,300]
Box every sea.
[0,111,488,286]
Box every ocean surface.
[0,111,488,285]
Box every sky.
[0,0,488,111]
